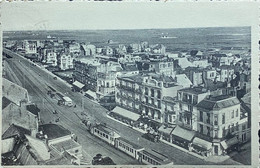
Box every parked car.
[92,154,115,165]
[53,77,57,80]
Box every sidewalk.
[160,139,206,160]
[106,115,147,134]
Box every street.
[3,48,243,165]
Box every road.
[3,48,241,165]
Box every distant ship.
[160,35,177,39]
[47,35,56,39]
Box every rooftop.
[95,124,117,135]
[196,95,240,111]
[141,149,172,164]
[26,104,40,116]
[163,96,176,103]
[117,137,144,150]
[51,139,80,152]
[2,78,29,106]
[179,87,208,95]
[2,124,31,140]
[119,74,143,83]
[2,96,12,110]
[39,124,71,140]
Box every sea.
[3,27,251,52]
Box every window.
[236,122,239,131]
[232,110,234,119]
[207,126,210,136]
[179,103,183,111]
[214,130,218,138]
[151,89,154,97]
[206,113,210,124]
[200,124,203,134]
[188,105,193,112]
[169,115,172,123]
[145,97,148,103]
[242,124,246,130]
[145,87,148,95]
[222,127,226,137]
[157,100,161,108]
[222,113,225,124]
[236,109,239,117]
[214,115,218,125]
[157,90,161,99]
[151,98,154,105]
[200,111,203,122]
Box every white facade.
[46,51,57,66]
[23,40,37,54]
[60,53,74,70]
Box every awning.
[85,90,97,99]
[171,126,195,142]
[112,106,140,121]
[158,126,174,135]
[192,137,212,150]
[221,137,239,150]
[73,81,85,89]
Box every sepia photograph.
[1,2,258,167]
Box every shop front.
[191,137,212,157]
[171,126,195,150]
[110,106,141,126]
[220,136,239,154]
[158,125,174,142]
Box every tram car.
[89,124,174,165]
[90,124,120,146]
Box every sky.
[1,2,258,31]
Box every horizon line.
[2,25,251,32]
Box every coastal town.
[2,30,251,165]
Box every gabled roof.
[2,124,31,140]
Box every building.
[192,59,211,68]
[103,46,114,56]
[80,44,96,56]
[150,44,166,55]
[175,57,193,69]
[23,40,37,54]
[216,65,235,82]
[177,87,210,131]
[2,126,51,165]
[128,43,142,53]
[175,74,192,88]
[115,74,184,125]
[196,95,241,155]
[119,63,139,76]
[203,68,217,81]
[69,43,81,54]
[162,97,178,127]
[2,78,40,136]
[43,49,57,66]
[38,124,82,164]
[184,67,203,86]
[96,61,122,107]
[149,61,174,77]
[59,53,74,70]
[73,58,101,92]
